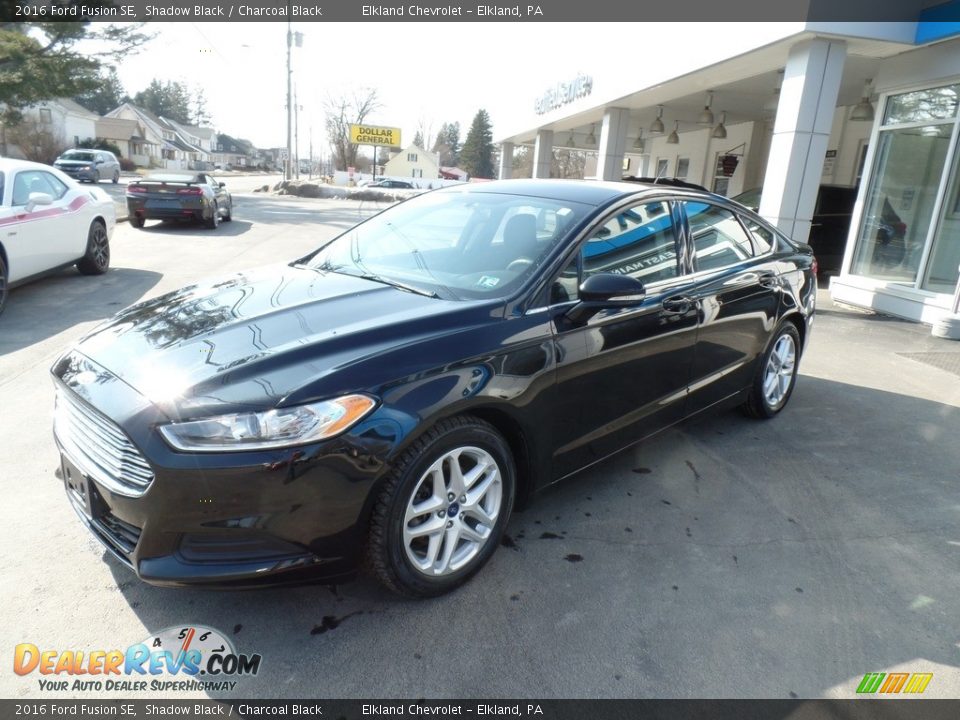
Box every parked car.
[126,172,232,229]
[53,149,121,184]
[51,179,815,597]
[368,179,415,189]
[0,159,115,315]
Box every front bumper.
[57,167,97,181]
[52,354,389,588]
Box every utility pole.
[285,11,292,181]
[294,85,300,179]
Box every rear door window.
[684,202,756,271]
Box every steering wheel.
[506,257,534,273]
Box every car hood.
[68,264,491,417]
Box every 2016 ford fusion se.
[52,179,815,597]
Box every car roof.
[441,178,724,207]
[0,158,65,173]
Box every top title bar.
[6,0,959,22]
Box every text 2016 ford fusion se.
[52,179,815,597]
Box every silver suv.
[53,149,121,184]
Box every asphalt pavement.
[1,190,958,700]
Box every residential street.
[1,190,959,700]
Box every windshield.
[61,151,96,162]
[306,189,592,300]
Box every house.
[383,144,440,180]
[212,133,258,169]
[94,116,155,166]
[1,98,99,159]
[104,103,211,170]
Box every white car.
[0,158,116,315]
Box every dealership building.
[496,17,960,327]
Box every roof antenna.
[653,160,667,184]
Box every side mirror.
[95,159,104,165]
[566,273,646,324]
[218,182,226,188]
[25,192,53,213]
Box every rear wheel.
[205,202,220,229]
[129,216,145,229]
[367,416,516,597]
[741,322,801,419]
[77,220,110,275]
[0,254,8,315]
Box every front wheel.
[77,220,110,275]
[0,254,9,315]
[741,322,801,419]
[112,171,120,184]
[222,201,232,222]
[367,416,516,597]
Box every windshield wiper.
[354,272,440,298]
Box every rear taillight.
[177,187,203,196]
[812,257,819,278]
[126,186,146,194]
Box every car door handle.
[662,296,694,315]
[757,271,778,288]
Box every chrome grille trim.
[54,388,154,497]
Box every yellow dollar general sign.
[349,124,401,147]
[856,672,933,694]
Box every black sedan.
[126,172,232,229]
[52,179,815,597]
[367,179,415,189]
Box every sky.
[100,22,786,155]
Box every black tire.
[77,220,110,275]
[112,171,120,184]
[129,216,145,229]
[205,202,220,229]
[93,170,100,184]
[0,253,8,316]
[223,202,232,222]
[741,322,801,419]
[367,416,516,598]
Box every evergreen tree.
[73,67,127,115]
[459,111,494,179]
[192,88,213,127]
[413,129,424,149]
[432,121,461,167]
[133,79,191,124]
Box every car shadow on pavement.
[0,267,162,356]
[101,375,959,699]
[133,219,254,238]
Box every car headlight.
[158,395,377,452]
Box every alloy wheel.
[762,333,796,409]
[91,224,109,271]
[402,446,502,577]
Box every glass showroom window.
[850,83,959,286]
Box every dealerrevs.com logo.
[14,625,262,693]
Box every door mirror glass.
[219,182,226,188]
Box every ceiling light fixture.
[586,124,597,146]
[633,128,645,151]
[667,121,679,144]
[850,79,875,122]
[651,106,665,134]
[712,111,727,139]
[698,92,715,125]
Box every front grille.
[94,512,142,557]
[54,388,155,497]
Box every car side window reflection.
[685,202,756,271]
[12,171,61,207]
[743,217,774,254]
[582,201,679,284]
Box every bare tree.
[6,117,68,164]
[324,89,381,171]
[415,117,433,152]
